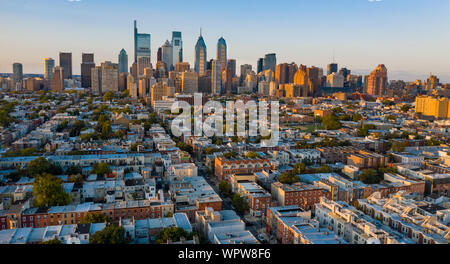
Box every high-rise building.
[426,74,440,91]
[326,73,345,88]
[275,63,289,85]
[327,63,338,75]
[51,66,64,92]
[217,37,227,72]
[161,40,174,71]
[100,61,119,93]
[134,20,151,63]
[91,66,102,94]
[211,60,222,95]
[12,63,23,85]
[43,58,55,81]
[81,53,95,88]
[118,49,128,74]
[139,68,156,99]
[263,53,276,72]
[181,72,199,94]
[240,64,252,85]
[172,31,183,66]
[287,63,298,84]
[257,58,264,74]
[227,59,236,78]
[176,62,190,73]
[415,96,450,119]
[137,56,152,77]
[194,31,207,76]
[223,63,233,96]
[59,52,72,79]
[339,67,351,80]
[367,64,388,96]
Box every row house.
[271,182,331,211]
[215,157,272,181]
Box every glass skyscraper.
[217,37,227,72]
[171,31,183,66]
[263,53,276,72]
[194,31,207,76]
[118,49,128,74]
[134,20,151,63]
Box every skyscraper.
[367,64,388,96]
[161,40,174,71]
[194,31,207,76]
[12,63,23,85]
[257,58,264,74]
[275,63,289,85]
[43,58,55,81]
[211,60,222,95]
[59,52,72,79]
[134,20,151,63]
[51,66,64,92]
[118,49,128,74]
[227,59,236,78]
[100,61,119,93]
[81,53,95,88]
[172,31,183,66]
[137,56,152,77]
[263,53,276,72]
[217,37,227,72]
[327,63,338,75]
[223,63,233,96]
[181,72,199,94]
[91,66,102,94]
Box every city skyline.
[0,0,449,82]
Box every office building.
[91,66,102,94]
[118,49,128,74]
[43,58,55,81]
[181,71,198,94]
[194,31,207,76]
[12,63,23,85]
[227,59,236,77]
[176,62,190,73]
[211,60,222,95]
[367,64,388,96]
[81,53,95,88]
[161,40,173,71]
[275,63,289,85]
[217,37,227,72]
[51,66,64,92]
[100,61,119,93]
[263,53,276,72]
[137,56,152,77]
[326,73,345,88]
[327,63,338,75]
[257,58,264,73]
[415,96,450,119]
[172,31,183,66]
[134,20,151,63]
[59,52,72,79]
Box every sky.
[0,0,449,82]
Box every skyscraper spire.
[200,27,202,37]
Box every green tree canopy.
[155,227,189,244]
[33,173,71,208]
[322,115,342,130]
[231,193,249,214]
[92,162,111,176]
[359,169,382,184]
[278,172,299,184]
[27,157,62,177]
[219,181,232,196]
[80,213,111,224]
[90,225,125,244]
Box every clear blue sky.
[1,0,449,82]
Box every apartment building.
[347,150,388,169]
[271,182,331,210]
[317,146,360,164]
[215,157,272,181]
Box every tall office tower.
[119,72,128,91]
[91,66,102,94]
[326,73,345,88]
[130,62,138,80]
[151,82,173,106]
[176,62,190,73]
[227,59,236,77]
[263,53,276,72]
[181,71,199,94]
[367,64,388,96]
[307,66,321,95]
[426,74,440,91]
[134,20,151,63]
[118,49,128,74]
[287,63,298,83]
[12,63,23,85]
[43,58,55,81]
[257,58,264,73]
[207,59,213,71]
[240,64,252,85]
[139,68,156,99]
[211,60,222,95]
[59,52,72,79]
[26,77,43,92]
[275,63,289,85]
[327,63,338,75]
[51,66,65,92]
[293,65,312,97]
[100,61,119,93]
[363,75,369,93]
[199,75,211,94]
[223,63,233,96]
[155,61,168,79]
[161,40,174,71]
[81,53,95,88]
[137,56,152,77]
[171,31,183,66]
[339,67,351,80]
[157,47,162,62]
[194,31,207,76]
[217,37,227,72]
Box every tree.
[33,173,71,208]
[204,147,220,155]
[103,91,115,102]
[322,115,342,130]
[100,121,112,140]
[224,152,237,159]
[359,169,382,184]
[177,142,193,154]
[392,141,406,152]
[68,174,84,184]
[92,162,111,176]
[293,163,306,175]
[356,124,376,137]
[245,152,260,159]
[231,193,249,214]
[27,157,62,177]
[352,113,363,122]
[219,181,232,196]
[90,225,125,244]
[80,213,111,224]
[278,172,299,184]
[400,104,412,113]
[65,165,82,175]
[155,227,189,244]
[40,239,62,244]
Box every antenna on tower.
[332,49,335,63]
[200,27,202,37]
